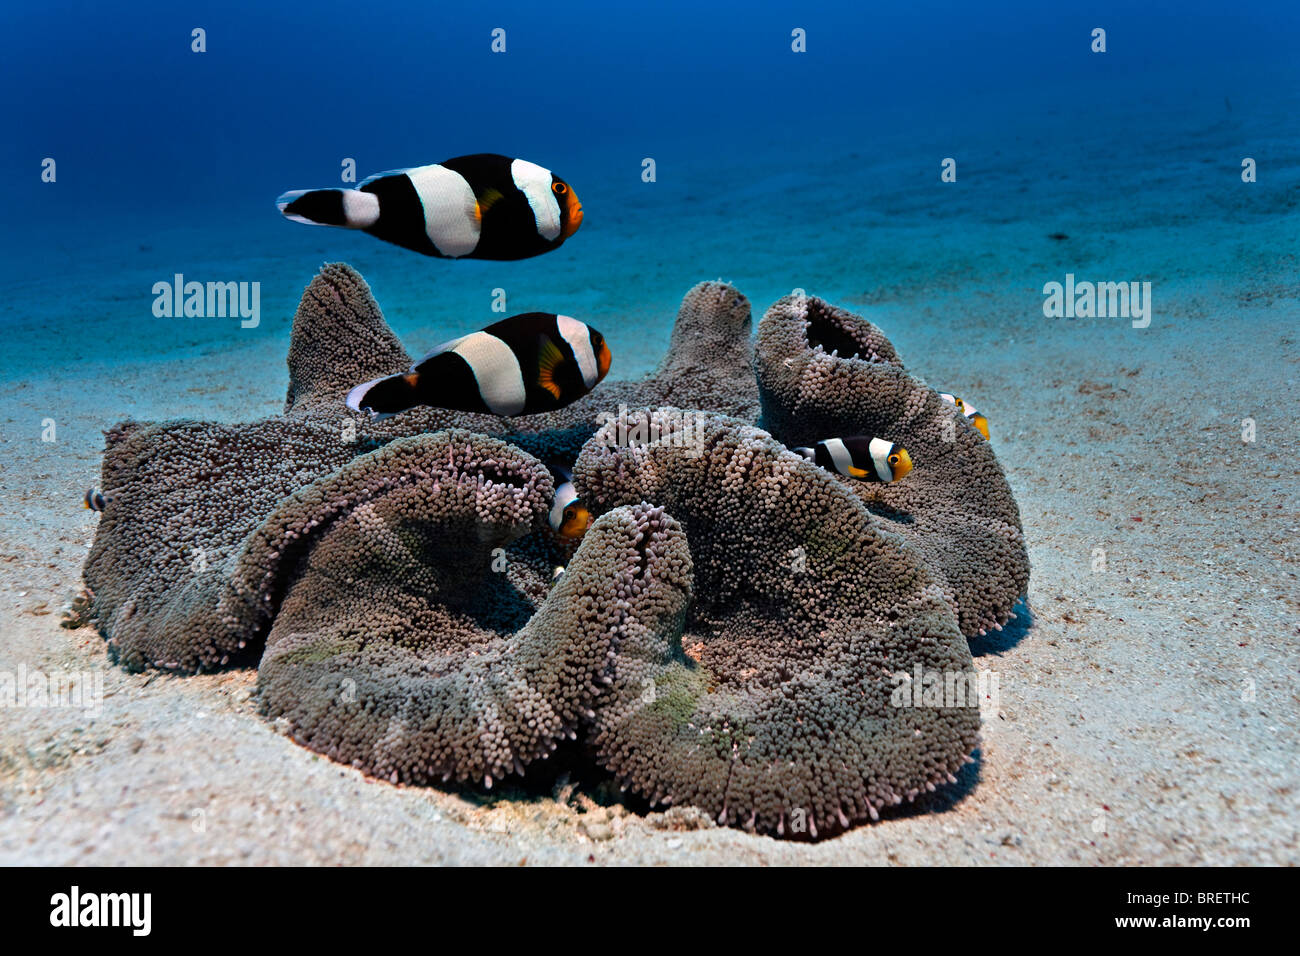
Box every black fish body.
[277,153,583,261]
[348,312,611,419]
[792,436,913,483]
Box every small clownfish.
[277,154,582,261]
[793,437,913,483]
[938,392,990,439]
[347,313,611,420]
[83,489,107,511]
[547,466,592,540]
[552,565,566,583]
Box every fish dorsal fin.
[413,334,472,368]
[474,187,506,221]
[358,167,414,190]
[536,335,565,399]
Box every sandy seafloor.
[1,97,1298,865]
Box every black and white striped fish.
[347,313,611,419]
[83,488,108,511]
[792,436,913,483]
[276,154,582,261]
[938,392,990,439]
[546,465,591,539]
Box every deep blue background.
[5,0,1296,220]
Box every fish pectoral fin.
[847,465,872,479]
[475,187,506,221]
[536,335,565,399]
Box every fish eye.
[953,398,965,411]
[553,181,568,194]
[889,455,900,466]
[564,507,575,520]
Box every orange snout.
[560,187,583,239]
[596,337,611,380]
[559,504,592,539]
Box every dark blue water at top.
[1,0,1296,376]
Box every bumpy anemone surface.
[756,292,1029,637]
[572,408,980,837]
[79,264,1027,839]
[84,264,756,671]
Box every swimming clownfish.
[938,392,990,439]
[83,489,107,511]
[277,154,583,261]
[792,437,913,483]
[347,313,611,420]
[547,466,592,540]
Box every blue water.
[2,0,1297,387]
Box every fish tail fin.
[792,447,815,460]
[276,188,379,229]
[346,372,422,419]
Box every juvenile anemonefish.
[792,437,913,483]
[347,313,611,419]
[547,465,592,540]
[938,393,990,439]
[83,489,107,511]
[276,154,583,261]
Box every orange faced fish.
[277,154,582,261]
[938,393,990,439]
[792,437,913,482]
[83,489,107,511]
[547,465,592,540]
[347,313,611,420]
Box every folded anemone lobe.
[572,408,980,838]
[647,280,757,413]
[84,417,359,672]
[258,491,690,788]
[228,430,552,626]
[284,263,413,415]
[755,293,1030,638]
